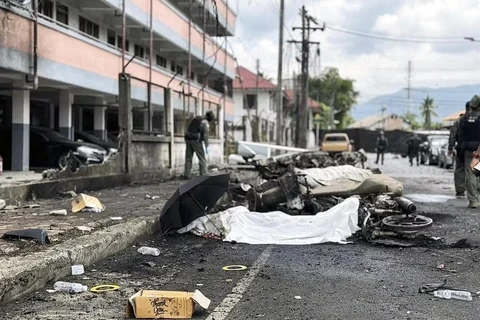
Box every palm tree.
[420,96,437,130]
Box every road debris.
[110,216,123,221]
[145,194,160,200]
[142,261,157,268]
[59,190,77,198]
[437,264,445,270]
[4,205,19,210]
[53,281,87,293]
[22,204,40,209]
[71,194,105,213]
[295,296,302,300]
[126,289,211,319]
[137,246,160,256]
[90,284,120,293]
[49,209,67,216]
[71,264,85,275]
[223,265,248,271]
[433,290,473,301]
[2,228,50,244]
[76,226,93,232]
[0,199,5,210]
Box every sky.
[226,0,480,104]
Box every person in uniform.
[183,111,215,179]
[458,95,480,208]
[375,131,388,165]
[406,133,421,166]
[448,101,470,198]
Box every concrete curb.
[0,215,160,304]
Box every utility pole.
[255,59,260,142]
[381,104,387,130]
[289,6,324,148]
[407,60,412,114]
[275,0,285,146]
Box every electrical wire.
[322,23,473,44]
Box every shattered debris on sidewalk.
[170,150,434,245]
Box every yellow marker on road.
[223,265,248,271]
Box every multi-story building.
[0,0,236,171]
[231,66,277,143]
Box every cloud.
[229,0,480,104]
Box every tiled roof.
[284,89,322,110]
[233,66,276,90]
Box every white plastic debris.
[0,199,6,210]
[137,246,161,256]
[71,264,85,275]
[49,209,67,216]
[110,217,123,221]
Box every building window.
[117,36,129,52]
[244,94,256,109]
[134,45,144,58]
[56,4,69,25]
[190,72,195,81]
[171,61,176,73]
[156,55,167,68]
[79,16,99,38]
[107,29,116,46]
[39,0,53,18]
[176,65,184,76]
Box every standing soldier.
[448,101,470,198]
[375,131,388,165]
[459,95,480,208]
[183,111,215,179]
[406,133,421,166]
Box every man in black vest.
[448,101,471,198]
[459,95,480,208]
[375,131,388,165]
[183,111,215,179]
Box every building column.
[49,103,55,129]
[94,97,107,139]
[11,81,30,171]
[59,89,73,139]
[219,104,225,163]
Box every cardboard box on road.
[71,194,105,213]
[126,290,211,319]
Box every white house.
[231,67,277,143]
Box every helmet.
[469,95,480,110]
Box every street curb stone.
[0,215,160,304]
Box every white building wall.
[232,89,277,143]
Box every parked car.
[320,133,354,154]
[420,135,449,165]
[0,126,107,170]
[438,143,454,169]
[74,131,118,154]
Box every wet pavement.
[3,154,480,320]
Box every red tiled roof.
[284,89,322,110]
[233,66,276,90]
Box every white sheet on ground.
[178,197,360,245]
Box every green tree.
[404,111,421,130]
[308,68,359,129]
[420,96,438,130]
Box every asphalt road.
[3,154,480,320]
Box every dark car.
[74,131,118,153]
[420,135,449,165]
[0,126,107,170]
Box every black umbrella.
[160,173,230,233]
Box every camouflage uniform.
[459,95,480,208]
[184,116,210,178]
[448,116,466,196]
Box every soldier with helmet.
[458,95,480,208]
[182,111,215,179]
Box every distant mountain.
[352,84,480,122]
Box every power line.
[322,23,473,43]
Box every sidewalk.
[0,180,181,303]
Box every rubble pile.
[253,150,368,180]
[181,151,433,245]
